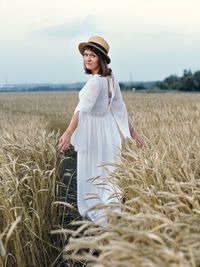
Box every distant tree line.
[119,69,200,92]
[156,69,200,91]
[119,82,147,90]
[27,86,79,92]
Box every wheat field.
[0,91,200,267]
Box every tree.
[179,69,199,91]
[164,75,180,90]
[156,75,180,90]
[156,69,200,91]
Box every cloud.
[30,15,104,38]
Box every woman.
[58,36,144,226]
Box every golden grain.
[1,91,200,266]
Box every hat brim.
[78,42,111,64]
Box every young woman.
[58,36,144,226]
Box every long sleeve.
[74,75,101,114]
[110,76,131,139]
[71,75,101,151]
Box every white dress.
[70,73,131,226]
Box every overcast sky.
[0,0,200,84]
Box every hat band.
[88,42,108,54]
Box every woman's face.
[83,48,100,74]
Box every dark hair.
[82,46,112,77]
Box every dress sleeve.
[74,75,101,114]
[110,76,131,139]
[71,75,101,152]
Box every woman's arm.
[58,76,102,153]
[128,117,145,147]
[58,111,79,153]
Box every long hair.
[82,46,112,77]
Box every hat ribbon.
[88,42,108,54]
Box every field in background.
[0,91,200,266]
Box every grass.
[0,91,200,266]
[62,92,200,267]
[0,114,62,266]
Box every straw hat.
[78,36,111,64]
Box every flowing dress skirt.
[73,111,122,226]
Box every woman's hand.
[58,130,72,153]
[58,111,79,153]
[131,130,145,147]
[128,119,145,147]
[58,131,71,153]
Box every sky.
[0,0,200,84]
